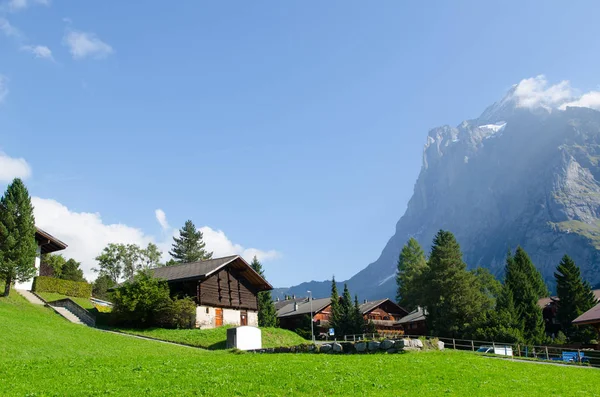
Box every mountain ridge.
[276,86,600,301]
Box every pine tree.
[396,237,428,311]
[555,255,598,342]
[168,220,212,264]
[0,179,37,297]
[512,246,548,299]
[421,230,483,337]
[329,276,342,336]
[60,259,85,282]
[340,283,354,336]
[504,249,546,344]
[353,295,366,334]
[250,256,278,327]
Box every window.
[206,308,210,314]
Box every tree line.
[396,230,598,344]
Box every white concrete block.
[226,326,262,350]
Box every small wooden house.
[150,255,272,329]
[15,227,68,290]
[397,307,427,336]
[277,297,408,337]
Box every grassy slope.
[1,294,599,396]
[36,291,95,310]
[115,325,307,349]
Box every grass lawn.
[1,292,599,396]
[36,291,95,310]
[115,325,307,349]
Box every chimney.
[292,294,296,299]
[363,299,367,304]
[276,297,280,302]
[294,302,299,311]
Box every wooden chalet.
[573,301,600,340]
[538,290,600,337]
[276,297,408,337]
[150,255,272,329]
[15,227,68,290]
[397,307,427,336]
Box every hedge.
[32,276,92,298]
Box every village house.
[15,227,68,291]
[150,255,272,329]
[538,290,600,336]
[573,301,600,340]
[397,307,427,336]
[276,297,408,337]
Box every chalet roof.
[359,298,408,316]
[397,307,426,324]
[277,297,331,318]
[537,290,600,309]
[274,297,305,311]
[150,255,272,291]
[572,302,600,326]
[35,227,67,254]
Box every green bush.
[32,276,92,298]
[155,297,196,329]
[112,271,171,328]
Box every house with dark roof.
[397,307,427,336]
[276,297,408,336]
[15,227,68,291]
[149,255,272,329]
[538,290,600,336]
[573,302,600,340]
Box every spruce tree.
[512,246,548,299]
[421,230,483,337]
[396,237,428,311]
[329,276,342,336]
[0,179,37,297]
[169,220,212,264]
[250,256,278,327]
[555,255,598,342]
[353,295,366,334]
[340,283,354,336]
[504,249,546,344]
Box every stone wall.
[248,337,444,354]
[48,298,96,327]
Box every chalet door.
[240,310,248,326]
[215,308,223,327]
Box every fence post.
[577,349,582,363]
[344,335,347,342]
[372,333,375,340]
[353,335,356,342]
[517,344,521,357]
[471,340,475,351]
[452,339,456,350]
[545,346,549,360]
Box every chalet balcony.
[369,319,401,327]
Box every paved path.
[15,289,45,305]
[483,355,598,369]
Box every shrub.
[155,297,196,329]
[32,276,92,298]
[111,271,171,328]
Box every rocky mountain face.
[278,89,600,301]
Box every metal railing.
[330,332,600,368]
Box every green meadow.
[1,291,598,396]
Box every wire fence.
[326,333,600,368]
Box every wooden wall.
[198,267,259,311]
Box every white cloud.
[512,75,573,110]
[0,17,21,38]
[7,0,49,11]
[32,199,280,281]
[155,209,169,230]
[0,152,32,181]
[63,30,113,60]
[560,91,600,111]
[21,45,53,60]
[199,227,281,263]
[0,74,8,103]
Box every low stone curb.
[248,338,444,355]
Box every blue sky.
[1,1,600,287]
